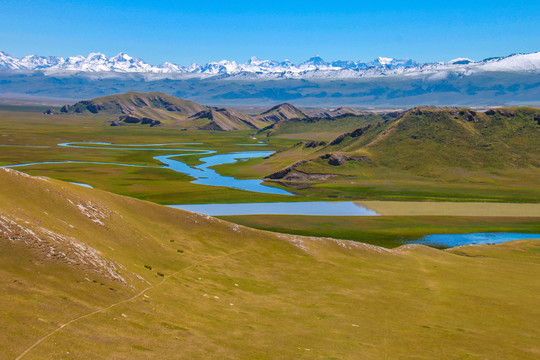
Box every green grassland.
[1,106,539,203]
[220,201,540,248]
[0,105,538,252]
[219,214,540,249]
[0,110,303,204]
[260,114,384,140]
[246,107,540,202]
[1,168,540,359]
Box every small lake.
[169,201,378,216]
[411,232,540,248]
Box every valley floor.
[0,107,539,359]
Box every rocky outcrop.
[329,124,373,146]
[303,140,327,149]
[188,107,264,130]
[111,115,161,127]
[271,170,337,182]
[319,153,371,166]
[265,152,371,180]
[264,160,309,180]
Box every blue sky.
[1,0,539,65]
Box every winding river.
[3,141,539,247]
[5,141,291,195]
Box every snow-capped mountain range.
[1,50,539,79]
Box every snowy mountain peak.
[1,50,539,78]
[376,57,394,65]
[112,52,133,61]
[87,52,107,59]
[448,58,474,65]
[302,56,327,66]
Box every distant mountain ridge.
[2,50,540,79]
[46,92,318,131]
[49,92,208,121]
[255,103,311,123]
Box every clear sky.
[1,0,539,65]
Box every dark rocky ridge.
[111,115,161,127]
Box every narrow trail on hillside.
[14,248,246,360]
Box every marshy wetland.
[0,108,538,249]
[1,103,539,360]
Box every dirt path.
[14,249,245,360]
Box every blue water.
[3,142,291,195]
[70,182,94,188]
[58,142,209,151]
[412,232,540,247]
[155,151,292,195]
[170,201,378,216]
[5,160,158,168]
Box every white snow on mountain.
[0,51,26,70]
[480,52,540,71]
[0,50,539,79]
[448,58,474,65]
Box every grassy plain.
[0,110,301,204]
[0,107,538,249]
[2,108,539,204]
[220,214,540,248]
[358,200,540,216]
[1,168,540,359]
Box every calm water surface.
[170,201,378,216]
[411,232,540,247]
[4,142,290,195]
[5,142,539,247]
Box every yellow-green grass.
[2,108,539,204]
[14,163,298,204]
[252,107,540,202]
[262,114,382,140]
[216,151,540,202]
[218,215,540,249]
[1,168,540,359]
[0,110,302,204]
[359,201,540,217]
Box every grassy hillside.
[259,113,387,140]
[46,92,322,130]
[256,107,540,201]
[49,91,208,121]
[327,107,540,171]
[1,168,540,359]
[186,107,269,131]
[255,103,310,123]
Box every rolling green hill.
[2,168,540,359]
[264,107,540,184]
[1,168,540,359]
[326,107,540,171]
[259,113,389,140]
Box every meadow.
[0,107,538,249]
[1,168,539,359]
